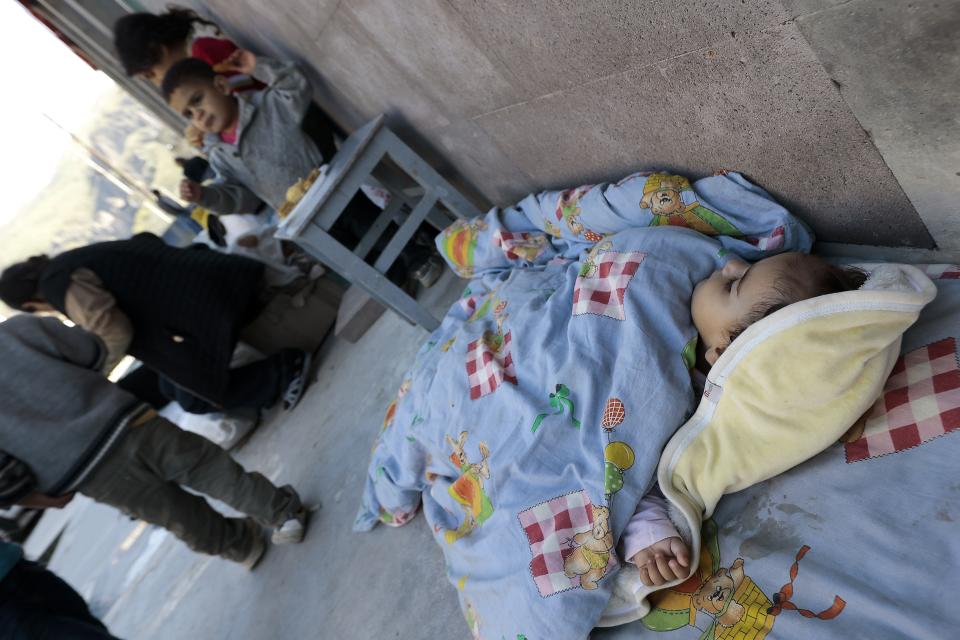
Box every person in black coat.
[0,233,311,412]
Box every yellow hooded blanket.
[600,263,937,626]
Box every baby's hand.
[217,49,257,76]
[179,179,204,204]
[629,536,690,587]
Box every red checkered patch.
[518,490,616,597]
[921,264,960,280]
[465,331,517,400]
[572,251,646,320]
[845,338,960,463]
[493,229,548,262]
[744,225,785,251]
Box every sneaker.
[411,256,443,288]
[308,263,326,280]
[272,507,311,545]
[225,407,262,429]
[280,350,313,411]
[207,214,227,247]
[240,521,267,571]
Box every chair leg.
[354,197,404,260]
[373,191,439,274]
[295,226,441,331]
[370,165,456,231]
[376,129,482,220]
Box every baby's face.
[691,253,800,363]
[168,78,238,134]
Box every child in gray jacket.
[0,314,309,568]
[163,50,437,286]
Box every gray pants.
[80,415,300,562]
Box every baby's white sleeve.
[619,491,679,563]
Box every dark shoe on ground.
[207,214,227,247]
[401,276,419,297]
[240,520,267,570]
[411,255,444,288]
[279,350,313,411]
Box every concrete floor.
[41,272,469,640]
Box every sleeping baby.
[357,168,878,638]
[624,251,867,586]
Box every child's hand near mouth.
[216,48,257,76]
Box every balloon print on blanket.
[601,397,635,498]
[518,398,637,597]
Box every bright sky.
[0,1,115,226]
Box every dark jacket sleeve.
[197,174,265,215]
[0,451,37,508]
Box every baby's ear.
[705,345,725,366]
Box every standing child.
[162,51,439,287]
[0,315,311,568]
[113,6,339,158]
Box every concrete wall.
[138,0,959,249]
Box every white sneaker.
[412,256,444,288]
[272,507,310,545]
[308,263,326,280]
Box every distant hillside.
[0,86,191,261]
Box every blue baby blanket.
[355,171,813,639]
